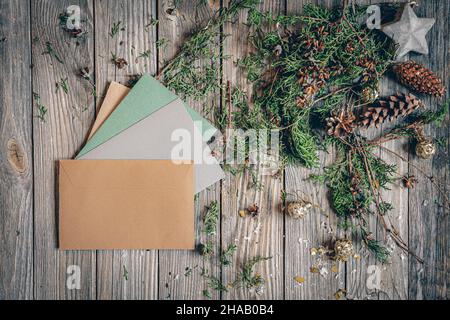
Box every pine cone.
[393,61,446,97]
[326,109,356,137]
[359,93,424,128]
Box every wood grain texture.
[0,0,447,300]
[375,0,409,297]
[284,0,346,301]
[157,0,222,300]
[0,0,33,300]
[94,0,158,300]
[221,0,284,300]
[31,0,96,299]
[408,0,449,300]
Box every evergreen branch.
[33,92,47,122]
[56,78,69,94]
[220,244,237,266]
[233,256,271,289]
[109,21,123,38]
[204,200,219,236]
[42,42,64,64]
[157,0,260,100]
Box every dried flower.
[402,175,418,189]
[111,53,128,69]
[247,204,259,217]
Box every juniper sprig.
[233,256,271,289]
[157,0,260,100]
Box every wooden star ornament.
[382,4,435,59]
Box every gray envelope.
[78,98,224,193]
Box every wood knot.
[7,138,27,174]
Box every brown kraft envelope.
[59,160,194,250]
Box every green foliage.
[109,21,123,38]
[221,4,395,167]
[200,240,215,257]
[159,0,260,100]
[122,265,129,281]
[138,49,151,59]
[206,275,228,292]
[204,200,219,236]
[33,93,47,122]
[202,289,212,299]
[233,256,271,289]
[407,100,449,126]
[363,233,390,264]
[42,41,64,64]
[311,137,397,262]
[201,268,228,293]
[56,78,69,94]
[376,102,450,141]
[220,244,237,266]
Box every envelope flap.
[60,160,193,189]
[77,75,178,158]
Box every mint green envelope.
[77,75,217,158]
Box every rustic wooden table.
[0,0,448,300]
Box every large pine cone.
[393,61,446,97]
[359,93,424,128]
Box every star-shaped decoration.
[382,4,435,59]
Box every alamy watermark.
[66,265,81,290]
[170,121,280,175]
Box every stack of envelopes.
[59,75,224,250]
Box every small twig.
[367,123,420,146]
[342,15,366,49]
[355,138,424,263]
[378,145,450,209]
[312,85,354,106]
[227,80,232,128]
[156,57,179,81]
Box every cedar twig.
[312,85,354,106]
[341,136,449,211]
[355,138,424,263]
[367,123,421,146]
[378,145,450,210]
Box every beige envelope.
[59,160,195,250]
[88,82,129,139]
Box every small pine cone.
[326,109,356,137]
[359,93,424,128]
[393,61,446,97]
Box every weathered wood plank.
[375,0,410,297]
[336,0,408,300]
[221,0,284,300]
[376,76,409,300]
[409,0,449,300]
[32,0,96,299]
[0,0,446,300]
[0,0,33,300]
[157,0,222,300]
[373,1,408,302]
[284,0,345,300]
[94,0,158,300]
